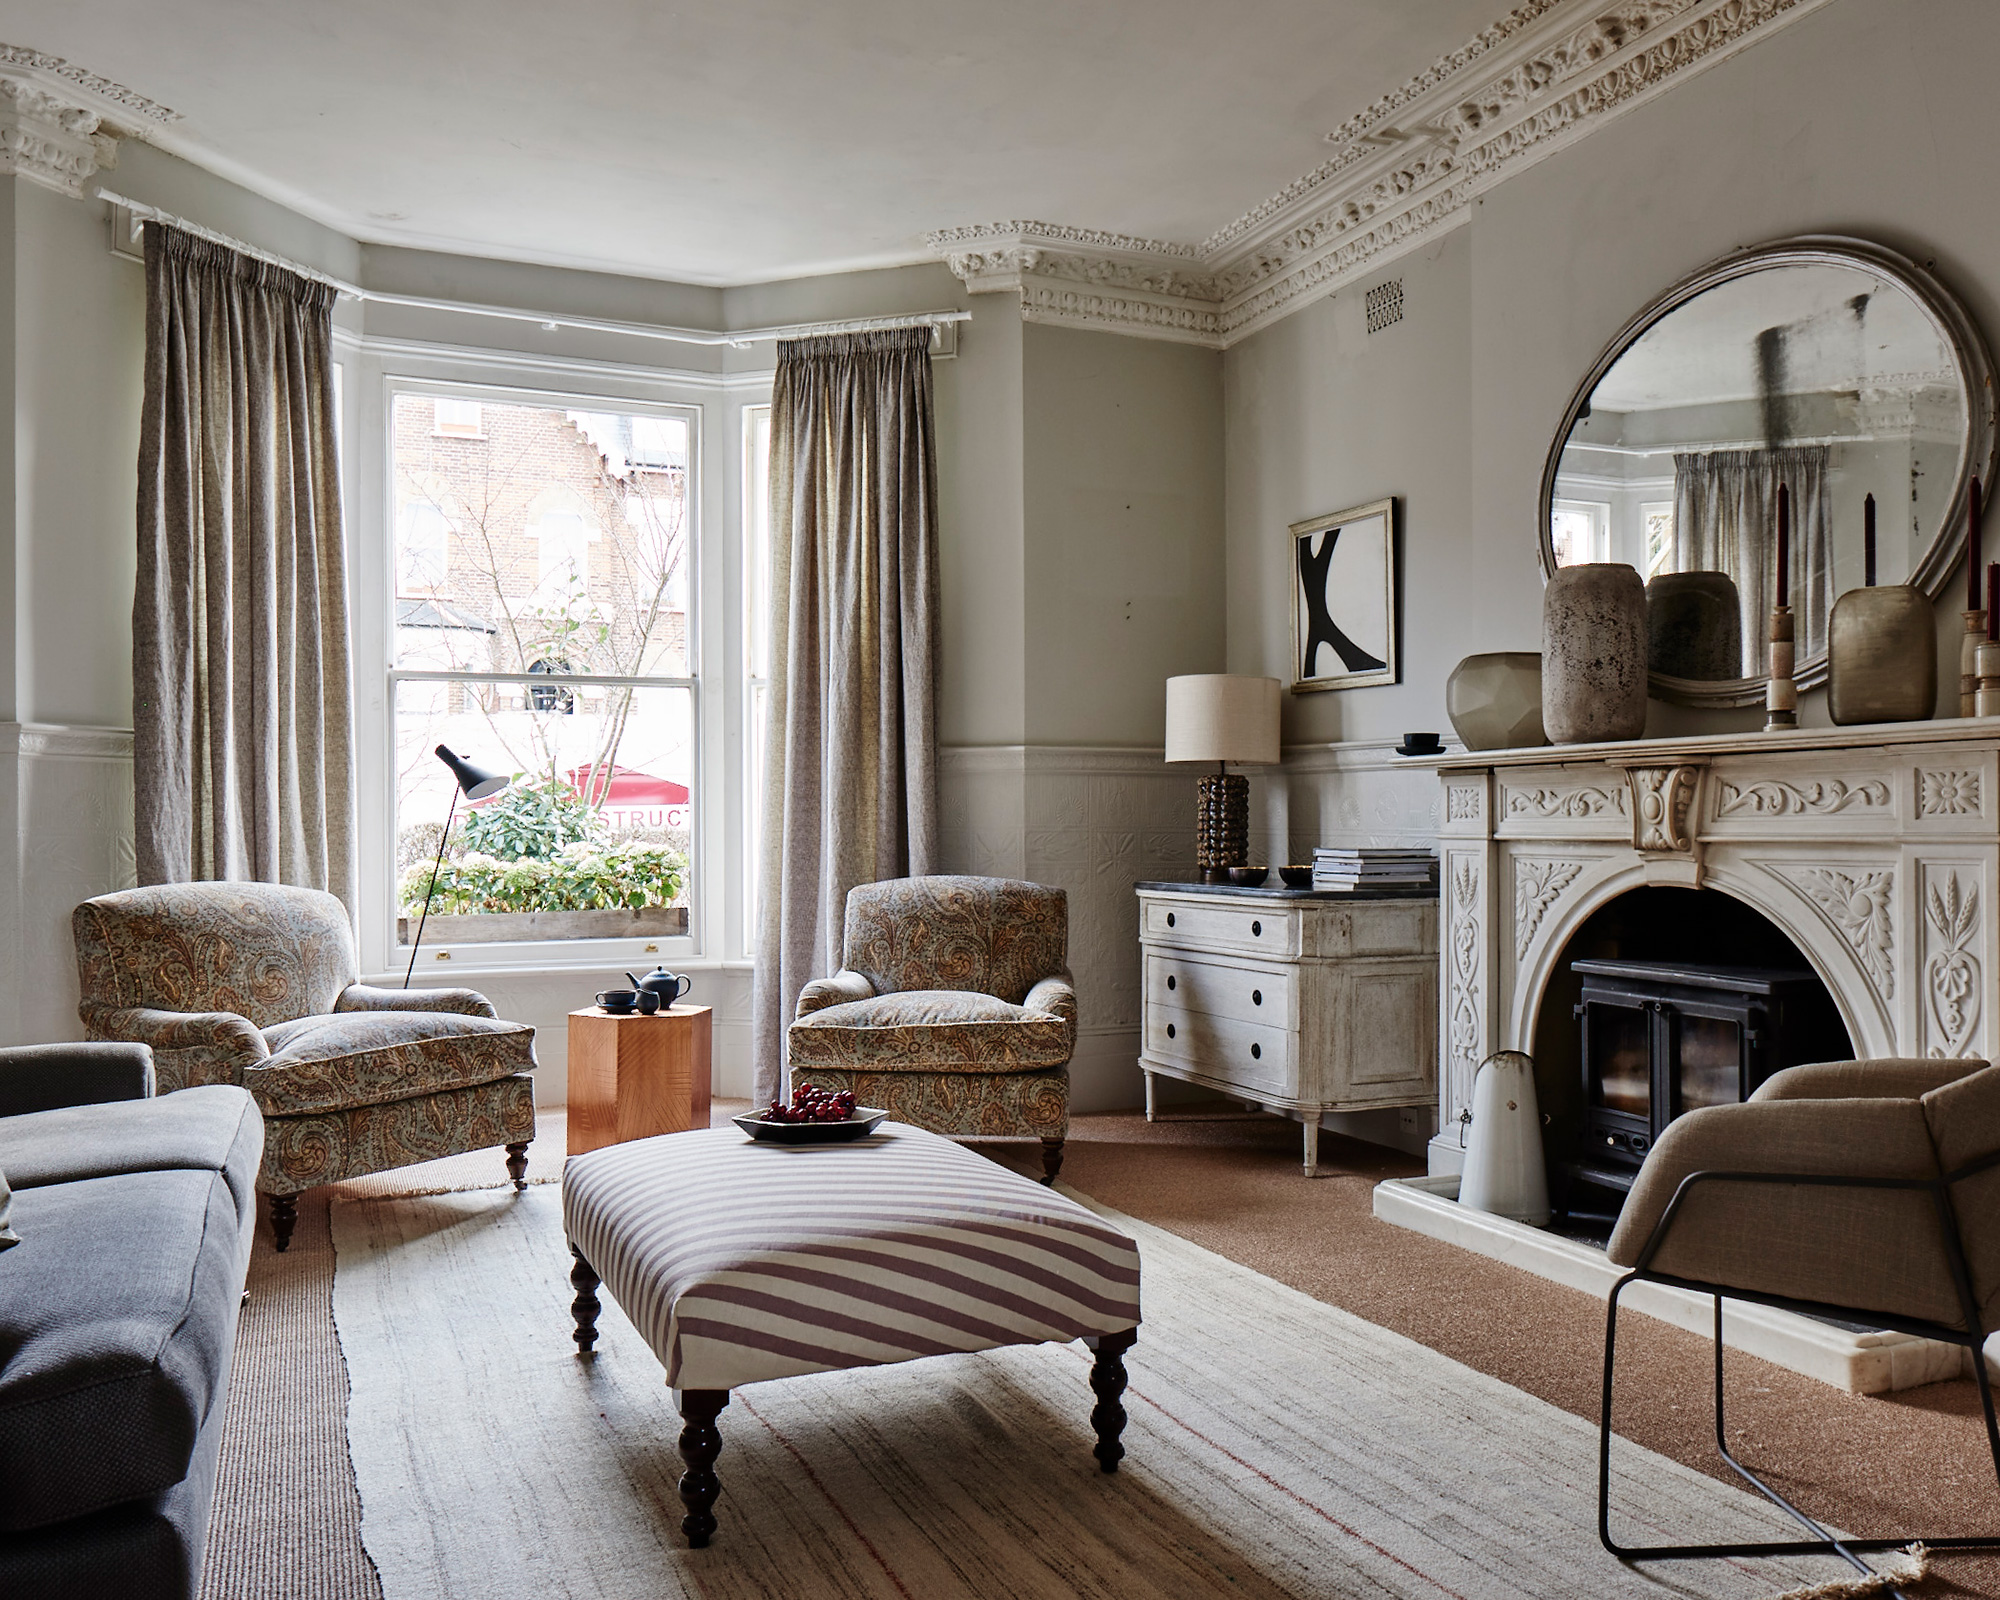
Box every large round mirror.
[1540,237,1997,707]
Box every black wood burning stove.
[1566,957,1848,1203]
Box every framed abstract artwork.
[1290,497,1398,692]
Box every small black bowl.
[1396,732,1445,757]
[1278,865,1315,889]
[1226,866,1269,887]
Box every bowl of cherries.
[732,1083,890,1145]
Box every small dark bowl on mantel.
[1278,865,1314,889]
[1226,866,1270,887]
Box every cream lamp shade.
[1165,675,1282,765]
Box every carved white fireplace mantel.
[1427,721,1996,1176]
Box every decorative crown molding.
[933,0,1836,349]
[0,45,178,197]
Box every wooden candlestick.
[1765,604,1797,731]
[1961,610,1987,716]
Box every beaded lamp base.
[1195,770,1249,883]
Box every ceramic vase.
[1458,1050,1550,1227]
[1542,563,1648,743]
[1646,570,1742,681]
[1445,652,1545,751]
[1825,586,1937,725]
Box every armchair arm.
[1606,1097,1965,1329]
[0,1042,155,1118]
[1023,969,1077,1039]
[795,971,875,1019]
[79,1000,269,1063]
[336,984,497,1019]
[1751,1057,1988,1103]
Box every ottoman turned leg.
[1040,1137,1066,1186]
[1086,1328,1138,1473]
[269,1193,298,1253]
[505,1141,530,1190]
[569,1246,602,1354]
[676,1389,731,1547]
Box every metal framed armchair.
[787,875,1074,1182]
[74,882,537,1250]
[1601,1057,2000,1588]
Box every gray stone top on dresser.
[1134,880,1439,902]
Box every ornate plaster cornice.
[0,45,178,197]
[934,0,1837,349]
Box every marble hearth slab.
[1373,1175,1978,1395]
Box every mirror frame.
[1538,235,1999,707]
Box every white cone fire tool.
[1458,1049,1550,1226]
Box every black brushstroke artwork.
[1297,527,1387,677]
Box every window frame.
[344,340,770,981]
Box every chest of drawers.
[1136,884,1438,1175]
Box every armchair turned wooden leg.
[676,1389,731,1547]
[569,1246,601,1355]
[1086,1328,1137,1473]
[1040,1138,1066,1186]
[269,1193,298,1253]
[505,1141,530,1190]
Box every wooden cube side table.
[567,1006,713,1157]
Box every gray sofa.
[0,1042,262,1600]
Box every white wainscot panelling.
[1,725,136,1046]
[940,746,1191,1111]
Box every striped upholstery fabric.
[563,1123,1141,1391]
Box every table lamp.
[1165,675,1282,882]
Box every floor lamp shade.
[1165,676,1281,880]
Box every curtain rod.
[95,190,969,351]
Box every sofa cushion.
[0,1167,15,1250]
[249,1012,536,1116]
[0,1086,262,1221]
[0,1168,249,1532]
[788,990,1071,1073]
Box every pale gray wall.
[1023,321,1225,745]
[1226,225,1475,747]
[1225,0,2000,771]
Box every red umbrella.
[567,765,690,806]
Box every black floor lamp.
[404,744,511,988]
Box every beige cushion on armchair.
[1607,1056,2000,1334]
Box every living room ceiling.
[4,0,1498,286]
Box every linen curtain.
[1671,446,1830,675]
[750,327,941,1107]
[134,223,354,904]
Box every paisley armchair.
[74,882,537,1249]
[788,875,1074,1181]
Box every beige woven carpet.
[328,1181,1854,1600]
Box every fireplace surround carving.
[1430,723,1997,1176]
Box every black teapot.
[627,966,693,1007]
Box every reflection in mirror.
[1551,259,1967,681]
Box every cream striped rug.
[331,1183,1854,1600]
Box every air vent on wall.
[1365,279,1404,334]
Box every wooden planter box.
[396,907,689,946]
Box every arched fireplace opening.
[1529,885,1852,1226]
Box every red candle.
[1988,564,1998,641]
[1864,493,1876,587]
[1775,482,1789,605]
[1972,477,1986,611]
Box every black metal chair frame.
[1600,1149,2000,1598]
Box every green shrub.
[456,777,602,861]
[401,840,686,915]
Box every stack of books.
[1311,847,1438,892]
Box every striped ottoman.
[562,1121,1142,1547]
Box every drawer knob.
[1252,989,1262,1006]
[1166,1023,1176,1039]
[1251,919,1262,936]
[1250,1043,1262,1060]
[1167,975,1176,991]
[1166,912,1176,928]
